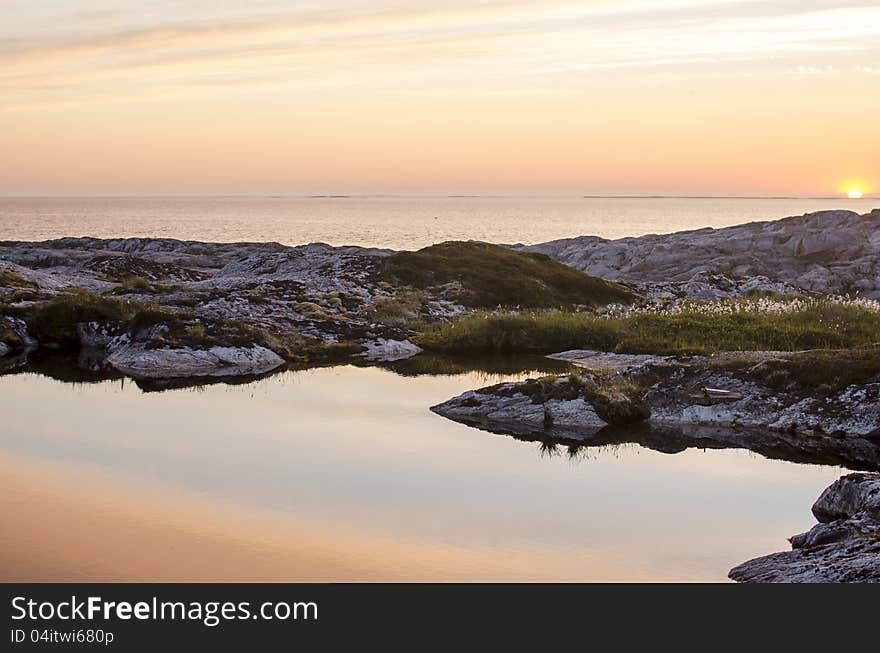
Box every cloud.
[2,0,879,108]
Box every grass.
[0,268,38,289]
[23,291,176,347]
[740,347,880,392]
[415,299,880,355]
[107,276,182,295]
[382,241,638,309]
[363,290,429,327]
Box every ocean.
[0,196,871,248]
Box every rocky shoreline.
[4,209,880,582]
[430,348,880,469]
[2,208,878,379]
[730,473,880,582]
[521,208,880,300]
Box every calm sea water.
[0,365,843,582]
[0,196,872,248]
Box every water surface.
[1,196,872,249]
[0,364,844,582]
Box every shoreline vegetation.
[413,296,880,356]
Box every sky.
[1,0,877,196]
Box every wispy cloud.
[3,0,880,108]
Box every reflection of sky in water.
[0,366,845,581]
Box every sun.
[839,180,870,199]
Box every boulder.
[361,338,422,362]
[730,473,880,583]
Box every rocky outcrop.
[432,380,608,435]
[730,473,880,583]
[0,238,442,377]
[438,350,880,437]
[642,365,880,437]
[431,373,647,437]
[105,343,284,379]
[0,237,408,346]
[523,209,880,299]
[431,350,880,469]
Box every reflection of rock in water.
[432,350,880,471]
[374,352,574,378]
[432,409,880,471]
[1,349,291,393]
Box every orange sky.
[1,1,877,196]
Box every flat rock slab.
[547,350,671,371]
[106,344,285,379]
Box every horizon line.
[0,193,873,201]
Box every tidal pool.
[0,360,845,581]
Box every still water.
[0,363,843,582]
[1,195,873,249]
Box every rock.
[547,350,671,372]
[105,344,284,379]
[589,389,651,425]
[522,209,880,299]
[642,367,880,437]
[360,338,422,362]
[0,237,402,347]
[77,321,129,348]
[432,351,880,468]
[730,473,880,583]
[0,316,36,350]
[431,379,607,435]
[811,473,880,523]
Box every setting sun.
[839,180,870,200]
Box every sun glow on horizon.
[839,180,870,200]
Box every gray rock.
[522,209,880,299]
[360,338,423,362]
[105,344,284,379]
[432,351,880,468]
[548,349,671,372]
[730,473,880,583]
[643,368,880,437]
[0,316,36,350]
[0,237,404,347]
[431,380,607,435]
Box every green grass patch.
[382,241,637,309]
[415,301,880,355]
[743,347,880,392]
[363,290,429,327]
[23,291,175,347]
[107,276,182,295]
[0,268,38,289]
